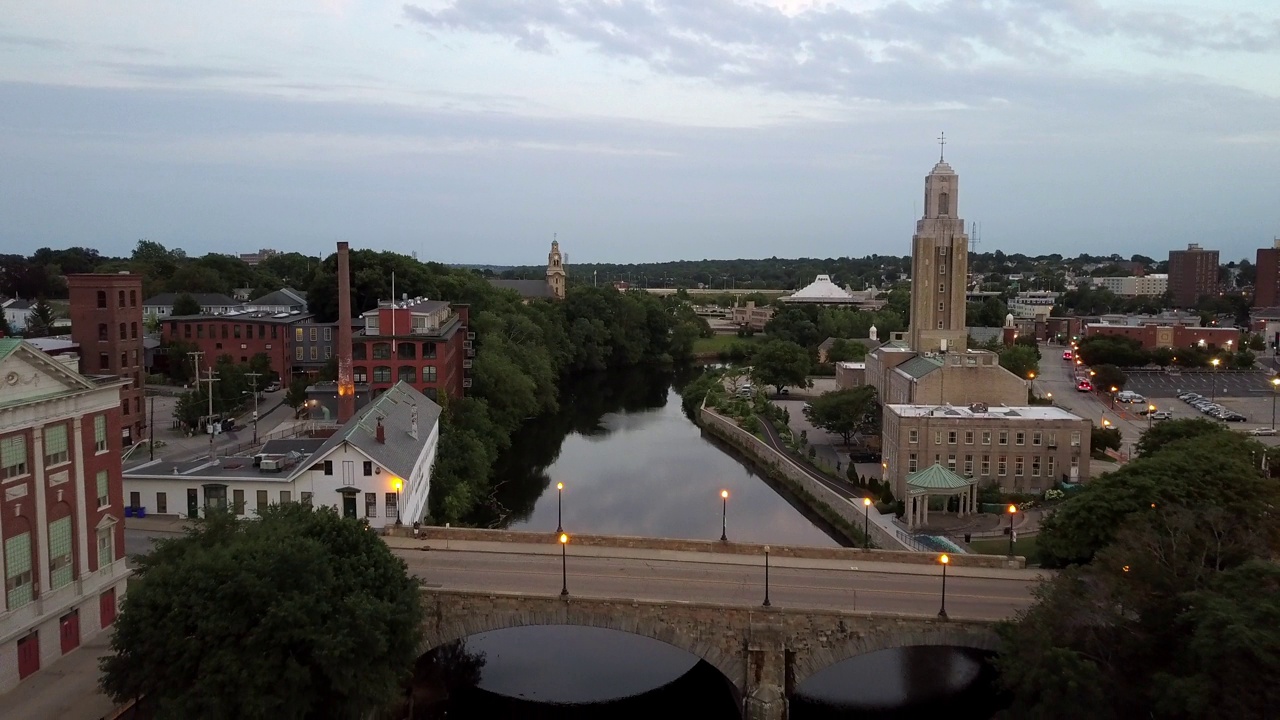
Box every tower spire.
[937,131,947,162]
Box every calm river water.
[413,368,1005,719]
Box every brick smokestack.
[336,242,356,423]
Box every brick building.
[1083,322,1241,351]
[1254,239,1280,308]
[0,339,131,692]
[353,298,471,401]
[1167,243,1219,308]
[67,273,146,445]
[162,311,314,381]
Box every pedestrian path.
[0,635,122,720]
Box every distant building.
[124,381,440,530]
[780,275,856,305]
[0,339,131,693]
[731,301,774,332]
[238,248,280,266]
[162,310,314,381]
[354,298,472,401]
[142,292,243,320]
[1094,274,1168,297]
[2,299,33,332]
[68,273,146,445]
[867,346,1029,407]
[244,288,307,314]
[907,158,969,353]
[488,239,567,302]
[1167,243,1219,308]
[1254,239,1280,308]
[1084,321,1240,351]
[1009,291,1059,321]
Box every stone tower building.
[907,155,970,353]
[546,239,566,301]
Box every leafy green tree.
[1091,425,1121,457]
[826,338,866,362]
[1091,363,1127,392]
[286,375,310,411]
[998,344,1039,379]
[171,292,202,317]
[803,386,879,445]
[246,352,273,389]
[750,339,812,394]
[0,312,10,337]
[1135,417,1225,457]
[100,504,423,719]
[23,298,57,337]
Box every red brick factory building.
[67,273,146,445]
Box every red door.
[17,633,39,680]
[59,611,80,654]
[100,589,117,628]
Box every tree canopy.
[750,339,811,394]
[803,386,879,445]
[171,292,202,316]
[100,504,424,719]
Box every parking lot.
[1121,370,1274,400]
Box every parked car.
[1248,427,1276,436]
[1076,380,1093,392]
[265,381,281,392]
[1151,411,1173,421]
[1062,350,1073,360]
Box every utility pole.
[149,395,155,461]
[245,371,262,444]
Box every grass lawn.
[693,333,765,354]
[969,534,1039,561]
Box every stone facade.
[908,160,969,353]
[419,589,999,720]
[883,351,1027,407]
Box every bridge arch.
[419,593,747,694]
[789,622,1002,689]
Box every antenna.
[969,220,981,254]
[937,131,946,162]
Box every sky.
[1,1,1278,265]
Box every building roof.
[782,275,855,303]
[169,310,314,324]
[895,355,943,379]
[365,298,450,315]
[2,299,32,311]
[250,288,307,307]
[25,337,78,354]
[887,403,1085,421]
[488,279,552,299]
[0,337,21,360]
[259,439,327,456]
[143,292,243,308]
[307,381,442,482]
[968,327,1003,343]
[906,464,974,495]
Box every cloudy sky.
[2,1,1278,264]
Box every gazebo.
[904,463,979,529]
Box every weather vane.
[938,131,946,162]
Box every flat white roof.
[836,361,865,369]
[887,404,1086,421]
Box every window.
[130,290,137,306]
[121,352,128,368]
[947,431,957,444]
[385,492,398,519]
[947,454,956,472]
[398,343,416,359]
[1047,432,1057,446]
[908,429,918,444]
[1015,457,1025,476]
[372,343,392,360]
[119,323,127,340]
[96,526,114,571]
[301,492,313,506]
[938,321,944,329]
[934,431,942,445]
[981,455,991,476]
[323,327,332,341]
[363,461,373,476]
[1048,457,1056,476]
[366,492,377,517]
[122,399,129,416]
[998,456,1007,476]
[1032,456,1041,477]
[258,324,264,339]
[95,415,107,452]
[1070,431,1081,446]
[233,489,245,514]
[295,328,303,342]
[422,342,437,359]
[1033,432,1042,446]
[5,533,33,608]
[965,431,973,445]
[309,347,318,361]
[964,455,973,476]
[938,283,945,293]
[256,490,268,515]
[96,290,106,308]
[96,470,110,507]
[99,352,109,370]
[353,343,367,360]
[271,325,278,340]
[2,435,28,479]
[280,490,291,504]
[353,367,368,383]
[422,366,437,383]
[940,262,946,275]
[220,325,227,339]
[398,366,416,383]
[323,461,333,475]
[44,424,69,466]
[908,453,918,473]
[373,366,391,383]
[310,328,318,342]
[366,316,380,334]
[937,302,944,312]
[1015,432,1025,446]
[118,290,126,307]
[197,324,204,339]
[49,517,73,590]
[233,325,241,339]
[998,431,1008,446]
[981,431,991,445]
[325,346,332,359]
[156,492,167,514]
[296,347,304,360]
[98,323,108,341]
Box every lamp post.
[1147,404,1156,427]
[1109,386,1118,408]
[559,533,569,597]
[763,545,771,607]
[938,554,950,619]
[1272,378,1280,430]
[556,482,564,533]
[394,479,402,525]
[1006,504,1018,556]
[720,489,729,542]
[862,497,872,549]
[1211,357,1221,401]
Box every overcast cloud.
[0,1,1277,264]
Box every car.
[1062,350,1073,360]
[1151,411,1173,420]
[1249,427,1277,436]
[265,381,281,392]
[1076,380,1093,392]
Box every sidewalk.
[0,635,123,720]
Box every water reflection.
[476,367,840,547]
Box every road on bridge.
[394,539,1043,621]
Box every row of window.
[1,417,112,480]
[351,366,438,384]
[95,289,137,309]
[353,342,438,361]
[295,327,333,343]
[98,350,140,371]
[907,428,1080,447]
[4,525,116,611]
[97,322,140,341]
[906,452,1077,478]
[181,322,282,341]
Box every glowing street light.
[556,482,565,534]
[862,497,873,549]
[559,533,570,597]
[763,545,772,607]
[937,554,951,619]
[1211,357,1221,401]
[720,489,730,542]
[393,478,402,525]
[1006,504,1018,556]
[1272,377,1280,429]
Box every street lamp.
[556,482,565,534]
[720,489,729,542]
[1147,404,1156,427]
[1272,377,1280,430]
[1211,357,1221,401]
[1109,386,1118,408]
[862,497,872,549]
[937,554,950,619]
[763,545,771,607]
[559,533,569,597]
[1006,504,1018,556]
[393,479,402,525]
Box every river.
[414,367,1005,719]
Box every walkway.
[0,634,122,720]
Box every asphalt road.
[399,545,1040,621]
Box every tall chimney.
[336,242,356,423]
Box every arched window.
[118,290,126,307]
[397,343,415,359]
[353,366,368,383]
[372,342,392,360]
[129,290,137,306]
[98,323,108,341]
[130,322,138,339]
[119,323,127,340]
[96,291,106,308]
[372,366,391,383]
[939,192,950,216]
[397,366,416,383]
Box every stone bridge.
[419,589,1001,720]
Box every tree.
[826,338,867,362]
[171,292,202,317]
[1091,425,1121,457]
[750,339,812,394]
[286,375,310,411]
[100,505,424,719]
[23,298,57,338]
[804,386,879,445]
[1091,363,1127,392]
[1135,417,1225,457]
[998,344,1039,379]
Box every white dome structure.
[781,275,855,304]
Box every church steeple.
[546,236,566,301]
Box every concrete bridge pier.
[744,622,787,720]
